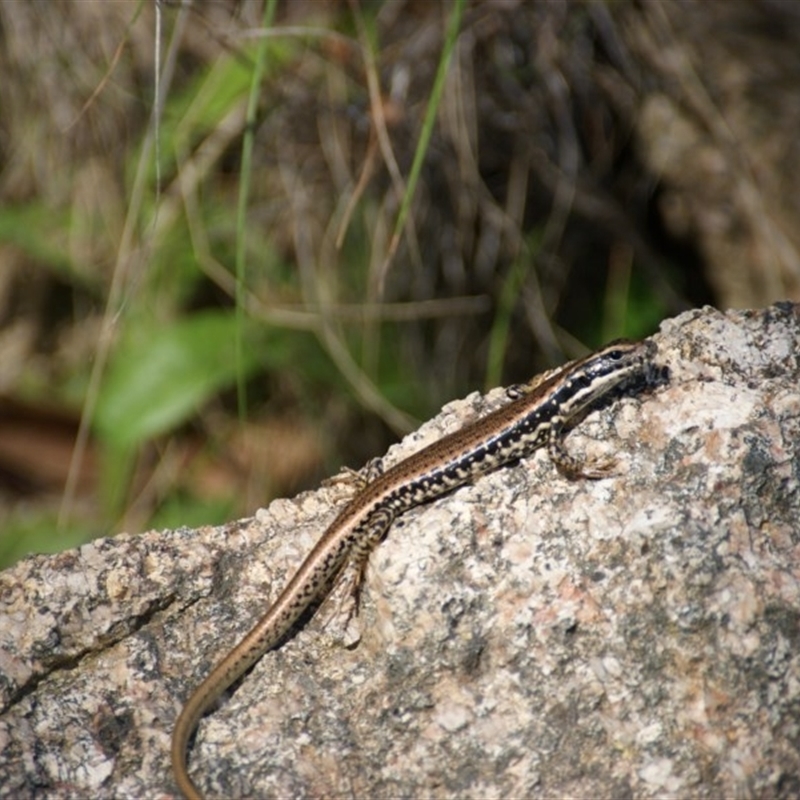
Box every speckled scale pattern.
[172,338,659,800]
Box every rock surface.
[1,303,799,799]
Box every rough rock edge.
[0,303,798,799]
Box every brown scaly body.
[172,338,660,799]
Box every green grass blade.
[235,0,278,420]
[388,0,466,255]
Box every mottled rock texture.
[1,303,799,798]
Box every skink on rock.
[171,338,661,799]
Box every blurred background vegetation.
[1,0,798,567]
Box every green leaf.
[141,39,297,187]
[95,311,259,449]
